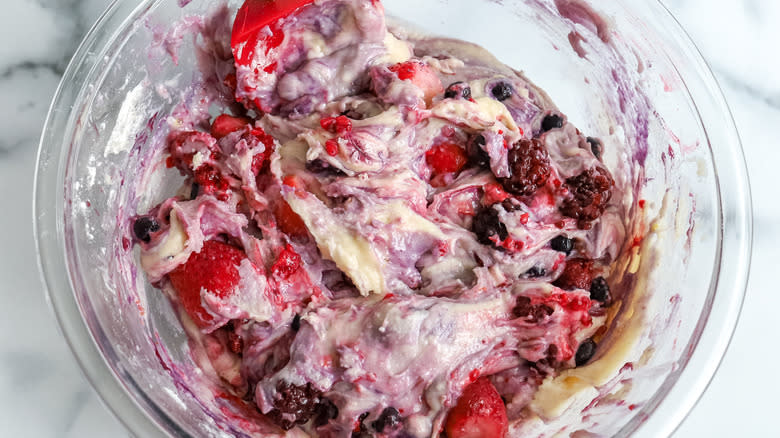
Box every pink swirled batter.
[133,1,632,436]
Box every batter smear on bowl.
[134,0,629,436]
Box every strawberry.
[274,200,308,237]
[168,240,248,328]
[389,60,444,105]
[445,377,508,438]
[210,114,252,139]
[426,143,468,175]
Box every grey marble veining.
[0,0,776,436]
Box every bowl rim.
[33,0,752,437]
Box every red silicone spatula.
[231,0,315,65]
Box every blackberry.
[227,331,243,354]
[472,207,508,247]
[467,134,490,169]
[372,407,402,433]
[491,82,513,101]
[550,235,574,254]
[498,138,552,196]
[513,296,554,323]
[541,114,564,132]
[133,216,160,243]
[589,276,611,304]
[444,81,472,100]
[305,159,346,176]
[575,339,597,366]
[267,381,322,430]
[553,258,594,291]
[560,167,615,223]
[512,296,533,318]
[586,137,603,160]
[313,398,339,427]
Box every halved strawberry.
[168,240,248,328]
[445,377,508,438]
[426,142,468,176]
[389,60,443,105]
[210,114,252,139]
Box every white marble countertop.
[0,0,776,436]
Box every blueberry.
[444,82,471,100]
[541,114,564,132]
[575,339,597,366]
[587,137,603,160]
[589,276,611,304]
[467,134,490,169]
[133,216,160,243]
[524,266,546,278]
[291,314,301,332]
[306,159,346,176]
[550,235,574,254]
[491,82,513,101]
[313,398,339,427]
[472,208,508,247]
[371,407,402,432]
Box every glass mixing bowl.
[34,0,751,436]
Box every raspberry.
[426,142,468,175]
[553,258,594,291]
[472,208,508,247]
[267,381,322,430]
[560,167,614,223]
[498,138,551,196]
[194,164,230,200]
